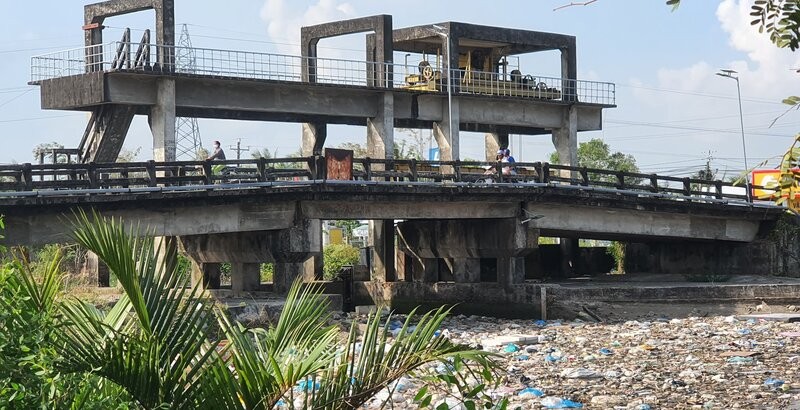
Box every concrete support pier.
[433,98,460,163]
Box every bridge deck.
[0,158,782,246]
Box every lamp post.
[431,25,453,150]
[716,69,751,203]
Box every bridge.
[19,1,794,316]
[0,156,780,244]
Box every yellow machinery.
[402,50,561,100]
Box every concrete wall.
[625,239,800,277]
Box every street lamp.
[431,25,453,149]
[716,69,751,203]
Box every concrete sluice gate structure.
[25,0,795,317]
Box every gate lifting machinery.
[403,49,561,100]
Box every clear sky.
[1,0,798,178]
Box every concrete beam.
[4,201,296,246]
[302,201,519,220]
[524,202,761,242]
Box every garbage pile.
[350,312,800,409]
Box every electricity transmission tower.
[175,24,203,160]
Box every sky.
[1,0,799,179]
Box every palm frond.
[221,279,340,410]
[312,306,499,410]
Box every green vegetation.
[323,243,360,279]
[550,138,640,184]
[0,212,503,408]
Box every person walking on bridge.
[207,140,226,160]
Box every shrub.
[323,243,360,279]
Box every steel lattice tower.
[175,24,203,160]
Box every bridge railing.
[0,158,314,191]
[31,41,616,106]
[0,158,773,204]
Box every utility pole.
[229,138,250,160]
[175,24,203,160]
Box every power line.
[0,114,82,124]
[616,83,786,106]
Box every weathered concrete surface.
[625,239,800,277]
[355,281,800,318]
[524,202,761,242]
[396,218,537,258]
[3,200,297,246]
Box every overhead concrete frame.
[300,15,395,159]
[84,0,175,71]
[391,22,579,164]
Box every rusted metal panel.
[325,148,353,180]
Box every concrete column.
[301,122,327,156]
[154,236,178,277]
[551,105,578,167]
[559,238,579,278]
[191,261,221,289]
[369,220,395,282]
[85,251,110,287]
[484,130,509,161]
[231,262,260,295]
[367,92,395,160]
[433,97,460,163]
[274,262,306,294]
[149,78,177,162]
[149,78,178,276]
[498,256,525,287]
[452,258,480,283]
[303,255,323,281]
[412,257,438,283]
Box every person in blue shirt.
[502,148,517,175]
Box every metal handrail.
[0,157,776,206]
[30,41,616,105]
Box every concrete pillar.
[412,257,438,283]
[559,238,579,278]
[149,78,177,162]
[560,37,578,103]
[149,78,178,277]
[274,262,306,293]
[301,122,327,156]
[191,261,221,289]
[303,255,323,281]
[433,97,460,164]
[498,256,525,287]
[85,251,110,287]
[367,92,395,160]
[231,262,260,295]
[369,220,395,282]
[551,105,578,167]
[452,258,480,283]
[154,236,178,277]
[485,131,509,161]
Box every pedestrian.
[502,148,516,176]
[207,140,226,160]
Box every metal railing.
[31,41,616,105]
[0,157,773,205]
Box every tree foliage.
[668,0,800,51]
[549,138,640,183]
[0,212,501,409]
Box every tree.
[250,148,274,159]
[31,142,64,163]
[669,0,800,51]
[116,147,141,162]
[549,138,640,183]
